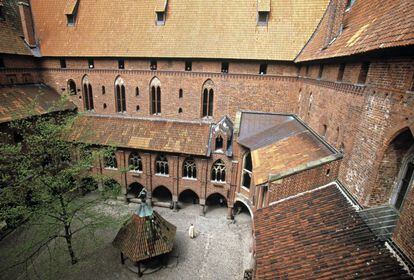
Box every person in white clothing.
[188,223,195,239]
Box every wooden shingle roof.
[296,0,414,62]
[29,0,329,60]
[254,184,411,279]
[68,114,212,156]
[113,211,176,263]
[0,84,75,123]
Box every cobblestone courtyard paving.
[1,200,252,280]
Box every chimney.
[18,1,36,48]
[323,0,347,49]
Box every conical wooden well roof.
[113,211,176,263]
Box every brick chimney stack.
[323,0,348,49]
[18,1,36,48]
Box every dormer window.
[155,0,167,26]
[64,0,79,27]
[257,0,270,26]
[345,0,356,11]
[156,12,165,25]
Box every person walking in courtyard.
[188,223,195,239]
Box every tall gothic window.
[129,152,142,172]
[150,77,161,114]
[82,75,94,111]
[104,152,117,169]
[67,79,77,95]
[211,159,226,182]
[183,158,197,179]
[201,80,214,117]
[115,77,126,113]
[241,152,252,189]
[155,154,168,175]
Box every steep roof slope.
[30,0,329,61]
[254,184,411,279]
[297,0,414,62]
[0,0,32,55]
[68,114,212,156]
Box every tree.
[0,106,115,269]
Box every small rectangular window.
[259,63,268,75]
[337,63,345,82]
[0,57,4,68]
[118,59,125,69]
[185,61,192,71]
[60,59,66,69]
[88,59,94,69]
[67,14,76,26]
[156,12,165,25]
[257,11,269,25]
[357,62,370,85]
[221,62,229,74]
[317,64,324,79]
[150,60,157,70]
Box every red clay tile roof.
[254,184,411,279]
[29,0,329,61]
[0,0,32,55]
[296,0,414,62]
[237,112,339,185]
[0,84,75,123]
[68,114,212,156]
[113,211,176,263]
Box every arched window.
[201,80,214,117]
[115,77,126,113]
[155,154,168,175]
[67,79,77,95]
[129,152,142,172]
[215,135,223,150]
[211,159,226,182]
[150,77,161,115]
[82,75,94,111]
[104,152,117,169]
[242,152,252,189]
[183,158,197,179]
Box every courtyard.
[0,197,252,280]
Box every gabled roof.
[67,114,212,156]
[29,0,329,60]
[254,184,411,279]
[0,0,32,55]
[236,111,340,185]
[297,0,414,62]
[113,211,176,263]
[0,84,75,123]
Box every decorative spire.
[136,188,153,218]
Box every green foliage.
[0,102,116,269]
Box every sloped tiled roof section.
[29,0,329,60]
[0,0,32,55]
[297,0,414,62]
[237,112,339,185]
[254,184,411,280]
[113,211,176,263]
[68,115,212,156]
[0,84,75,123]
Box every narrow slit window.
[118,59,125,69]
[259,63,268,75]
[185,61,192,71]
[357,62,370,85]
[0,57,4,68]
[88,59,94,69]
[60,59,67,69]
[337,63,346,82]
[317,64,324,79]
[150,60,157,70]
[221,62,229,74]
